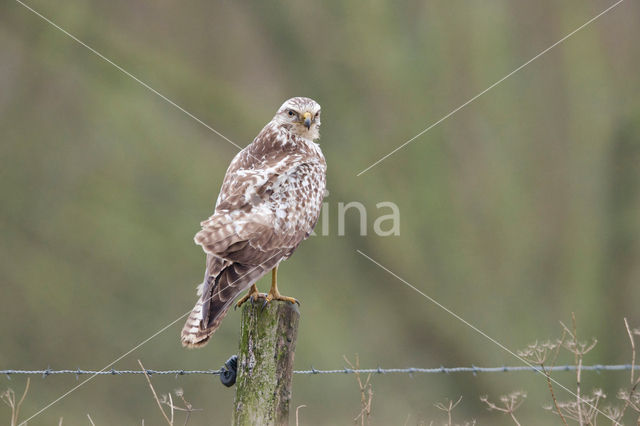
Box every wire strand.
[2,364,638,378]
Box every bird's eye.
[288,110,295,116]
[314,112,319,118]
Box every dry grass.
[138,360,200,426]
[517,337,568,425]
[344,354,374,426]
[480,391,526,425]
[515,315,640,425]
[433,396,477,426]
[295,404,307,426]
[1,378,30,426]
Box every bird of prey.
[181,97,326,348]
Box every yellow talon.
[235,284,267,309]
[264,266,299,306]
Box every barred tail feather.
[180,262,275,348]
[180,298,232,348]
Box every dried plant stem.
[620,318,640,421]
[434,396,462,426]
[575,357,584,425]
[509,412,521,426]
[15,378,29,424]
[572,313,584,426]
[138,360,172,426]
[549,329,569,426]
[626,318,636,385]
[176,391,194,426]
[344,355,373,426]
[480,392,525,425]
[295,405,306,426]
[168,393,174,426]
[541,363,569,426]
[1,377,30,426]
[552,329,567,369]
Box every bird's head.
[274,97,321,141]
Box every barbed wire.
[2,364,638,379]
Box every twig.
[295,405,306,426]
[87,413,96,426]
[551,329,568,369]
[434,396,463,426]
[480,391,525,426]
[344,355,373,426]
[572,313,583,426]
[15,379,31,424]
[626,318,636,385]
[620,319,640,421]
[548,315,599,425]
[1,377,30,426]
[517,339,568,426]
[15,378,29,424]
[138,360,172,426]
[168,393,174,426]
[541,362,569,426]
[550,329,569,426]
[156,389,201,426]
[176,390,192,426]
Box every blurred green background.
[2,0,639,424]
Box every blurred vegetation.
[1,0,639,424]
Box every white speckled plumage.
[181,97,326,348]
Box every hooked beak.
[302,112,312,129]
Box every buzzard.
[181,97,326,348]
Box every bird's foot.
[235,289,267,309]
[261,290,300,310]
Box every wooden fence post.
[232,300,300,426]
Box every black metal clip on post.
[219,354,238,387]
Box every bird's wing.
[195,151,312,264]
